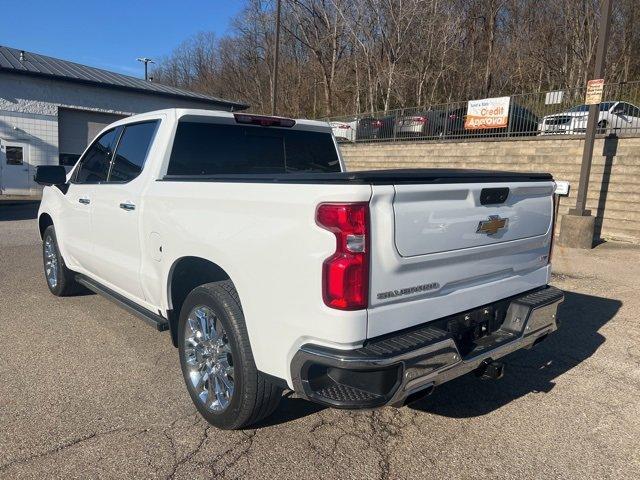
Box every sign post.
[558,0,613,249]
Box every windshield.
[567,102,615,113]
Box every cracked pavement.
[1,201,639,479]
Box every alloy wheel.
[183,305,235,412]
[44,235,58,289]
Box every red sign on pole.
[585,79,604,105]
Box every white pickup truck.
[35,109,563,430]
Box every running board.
[75,274,169,331]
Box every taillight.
[338,124,351,129]
[548,194,557,264]
[233,113,296,127]
[416,116,427,124]
[372,120,383,127]
[316,203,369,310]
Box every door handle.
[119,202,136,211]
[78,198,90,205]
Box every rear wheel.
[597,120,608,135]
[178,281,283,429]
[42,225,80,296]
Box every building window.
[6,146,23,165]
[59,153,81,167]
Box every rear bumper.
[291,286,563,409]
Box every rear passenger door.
[87,121,159,305]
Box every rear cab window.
[167,121,341,176]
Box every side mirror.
[34,165,67,186]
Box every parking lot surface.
[1,202,639,479]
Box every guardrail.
[325,81,640,143]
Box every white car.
[540,100,640,135]
[35,109,563,430]
[329,120,357,142]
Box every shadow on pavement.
[0,201,40,221]
[254,394,326,429]
[259,290,620,427]
[409,290,621,417]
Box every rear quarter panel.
[141,180,372,384]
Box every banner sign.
[464,96,511,130]
[585,79,604,105]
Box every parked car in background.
[540,101,640,135]
[395,110,446,138]
[329,120,357,142]
[444,104,539,138]
[356,116,396,141]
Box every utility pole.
[137,57,155,81]
[271,0,282,116]
[558,0,613,249]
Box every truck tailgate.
[368,179,554,338]
[394,183,553,256]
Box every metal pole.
[571,0,613,216]
[137,57,155,82]
[271,0,282,116]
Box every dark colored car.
[444,104,539,138]
[356,116,397,140]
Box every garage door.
[58,108,126,166]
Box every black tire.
[178,280,283,430]
[597,120,608,135]
[42,225,81,296]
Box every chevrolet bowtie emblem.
[476,215,508,235]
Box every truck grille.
[545,116,572,125]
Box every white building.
[0,45,247,196]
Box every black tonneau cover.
[162,169,552,185]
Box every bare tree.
[153,0,640,118]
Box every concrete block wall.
[340,137,640,243]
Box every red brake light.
[372,120,383,127]
[549,194,557,264]
[234,113,296,127]
[416,116,427,123]
[316,203,369,310]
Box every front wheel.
[42,225,80,296]
[178,281,283,430]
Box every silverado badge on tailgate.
[476,215,508,235]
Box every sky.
[0,0,244,78]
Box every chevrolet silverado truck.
[35,109,564,430]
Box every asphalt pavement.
[1,201,639,479]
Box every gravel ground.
[1,201,638,479]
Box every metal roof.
[0,45,248,110]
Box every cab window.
[108,121,159,183]
[73,128,120,184]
